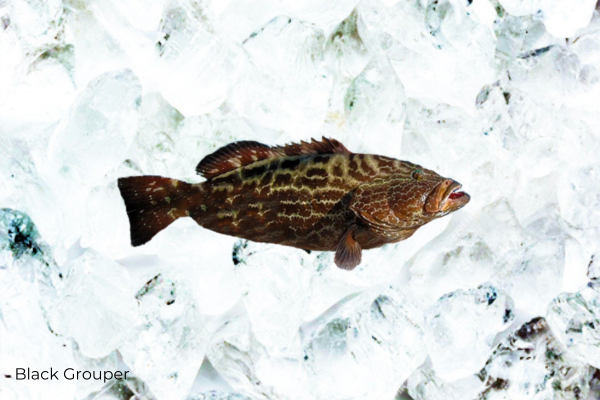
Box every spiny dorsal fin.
[196,141,284,178]
[196,137,351,179]
[274,137,351,156]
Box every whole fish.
[118,138,470,270]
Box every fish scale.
[118,138,470,270]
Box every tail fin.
[117,176,193,246]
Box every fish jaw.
[424,179,470,214]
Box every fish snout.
[425,179,470,213]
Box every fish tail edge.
[117,176,193,247]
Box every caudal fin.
[117,176,193,246]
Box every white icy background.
[2,0,600,399]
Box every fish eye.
[412,169,423,181]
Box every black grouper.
[118,138,470,270]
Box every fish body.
[118,138,470,269]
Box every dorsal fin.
[196,141,284,178]
[196,137,351,179]
[274,137,351,156]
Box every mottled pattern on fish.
[195,153,415,250]
[118,138,470,270]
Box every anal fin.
[334,225,362,270]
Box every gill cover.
[349,178,401,233]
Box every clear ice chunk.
[216,0,359,43]
[321,9,375,155]
[46,69,141,185]
[5,0,63,50]
[232,240,315,356]
[324,9,370,81]
[424,283,514,380]
[343,56,406,154]
[405,199,564,316]
[480,317,593,399]
[207,312,313,399]
[493,13,559,61]
[302,287,427,399]
[558,164,600,236]
[126,92,184,177]
[547,281,600,369]
[148,217,243,316]
[70,345,122,399]
[0,209,76,399]
[1,208,54,272]
[80,179,137,259]
[81,376,154,400]
[539,0,597,38]
[407,367,483,400]
[1,54,76,137]
[127,99,256,184]
[357,0,497,110]
[53,250,138,359]
[230,16,332,135]
[0,208,62,319]
[155,0,242,116]
[119,270,212,400]
[497,0,542,17]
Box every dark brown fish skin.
[118,139,470,269]
[188,153,466,250]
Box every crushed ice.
[1,0,600,399]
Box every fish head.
[387,164,470,227]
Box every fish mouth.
[425,179,470,214]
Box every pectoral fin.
[334,225,362,270]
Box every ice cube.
[207,312,312,399]
[405,199,564,316]
[230,16,332,135]
[53,250,137,358]
[302,287,427,399]
[424,284,514,380]
[406,367,483,400]
[46,69,141,186]
[155,0,242,116]
[494,13,558,61]
[62,6,132,90]
[539,0,597,38]
[5,0,63,50]
[81,376,155,400]
[119,269,212,400]
[343,56,406,155]
[0,208,63,319]
[0,209,76,400]
[232,240,315,356]
[217,0,358,43]
[497,0,542,17]
[324,9,370,80]
[547,281,600,369]
[1,55,76,137]
[558,164,600,234]
[480,317,593,399]
[357,0,497,111]
[148,217,243,316]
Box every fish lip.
[442,182,470,212]
[425,180,470,213]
